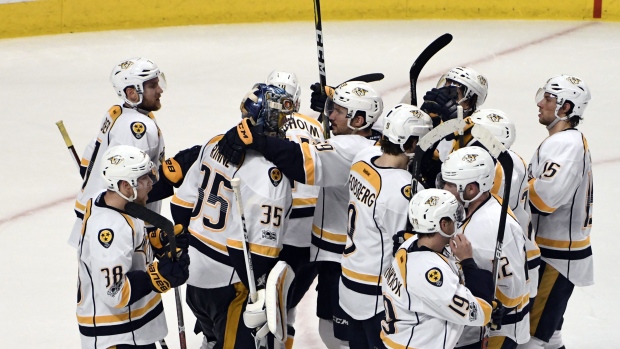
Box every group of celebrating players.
[70,56,594,349]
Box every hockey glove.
[490,299,505,330]
[421,86,459,122]
[149,224,189,258]
[310,83,335,113]
[392,230,415,256]
[217,118,266,166]
[161,145,201,187]
[147,251,190,293]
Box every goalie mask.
[535,74,591,130]
[101,145,158,202]
[470,108,516,149]
[437,146,495,207]
[240,83,295,137]
[409,189,465,238]
[437,66,488,114]
[110,57,167,108]
[382,103,433,155]
[265,70,301,112]
[324,81,383,131]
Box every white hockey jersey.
[457,195,529,346]
[306,135,379,262]
[69,105,165,249]
[491,149,540,298]
[282,113,324,248]
[528,129,593,286]
[381,237,492,349]
[171,135,291,289]
[77,193,167,348]
[339,147,415,320]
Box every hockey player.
[382,188,499,349]
[437,146,529,348]
[170,83,293,349]
[68,57,198,250]
[523,75,593,349]
[471,109,541,304]
[339,103,432,348]
[265,70,325,346]
[76,145,190,349]
[217,81,384,348]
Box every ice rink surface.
[0,19,618,348]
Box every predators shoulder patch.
[131,121,146,139]
[98,229,114,248]
[401,184,412,200]
[426,267,443,287]
[269,167,283,187]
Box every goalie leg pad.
[266,261,295,342]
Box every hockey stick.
[56,120,81,170]
[410,33,453,106]
[230,178,259,303]
[123,202,188,349]
[345,73,384,84]
[313,0,330,140]
[469,124,514,349]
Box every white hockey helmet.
[325,81,383,131]
[409,188,465,238]
[110,57,167,108]
[437,66,488,111]
[439,146,495,206]
[382,103,433,153]
[265,70,301,112]
[470,109,516,149]
[535,74,591,129]
[101,145,157,202]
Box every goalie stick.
[469,124,514,349]
[410,33,453,106]
[123,202,188,349]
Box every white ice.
[0,19,618,348]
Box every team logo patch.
[261,229,277,241]
[98,229,114,248]
[108,155,123,165]
[468,301,479,321]
[107,280,122,297]
[409,109,424,118]
[425,196,439,206]
[486,113,504,122]
[566,76,581,85]
[462,154,478,163]
[131,121,146,139]
[426,267,443,287]
[352,87,368,96]
[119,60,134,69]
[269,167,283,187]
[401,184,412,200]
[477,74,488,87]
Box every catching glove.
[161,145,201,187]
[147,251,190,293]
[148,224,189,258]
[310,83,335,113]
[490,299,506,330]
[392,230,415,256]
[421,86,459,122]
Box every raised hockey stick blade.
[470,124,514,349]
[230,178,259,303]
[410,33,453,106]
[56,120,81,170]
[345,73,384,83]
[123,202,188,349]
[313,0,330,139]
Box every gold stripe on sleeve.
[528,178,556,213]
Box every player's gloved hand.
[147,251,190,293]
[149,224,190,258]
[217,118,266,166]
[310,83,335,113]
[421,86,459,122]
[162,145,201,187]
[490,299,505,330]
[243,289,270,338]
[392,230,415,256]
